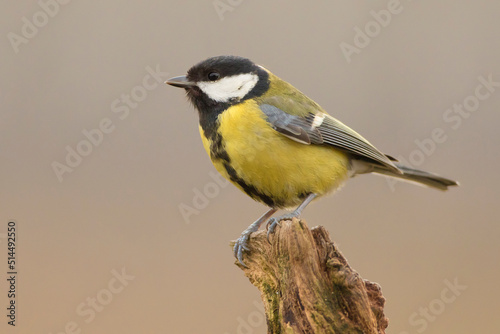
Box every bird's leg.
[234,207,278,267]
[266,193,317,242]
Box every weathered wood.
[232,218,388,334]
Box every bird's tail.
[372,162,458,191]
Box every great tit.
[166,55,458,266]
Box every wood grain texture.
[232,218,388,334]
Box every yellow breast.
[199,99,350,208]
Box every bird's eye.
[208,72,220,81]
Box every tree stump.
[232,218,388,334]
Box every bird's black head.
[166,56,270,114]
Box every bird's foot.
[232,208,278,267]
[233,229,254,268]
[266,212,300,243]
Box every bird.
[166,55,458,266]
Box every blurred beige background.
[1,1,499,333]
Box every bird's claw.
[266,218,281,243]
[233,232,252,267]
[233,209,301,265]
[266,213,301,243]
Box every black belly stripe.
[207,126,280,207]
[197,95,280,208]
[222,162,280,208]
[209,132,230,162]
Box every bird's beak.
[165,75,196,88]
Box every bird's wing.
[259,102,401,173]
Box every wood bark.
[233,218,388,334]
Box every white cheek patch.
[197,73,259,103]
